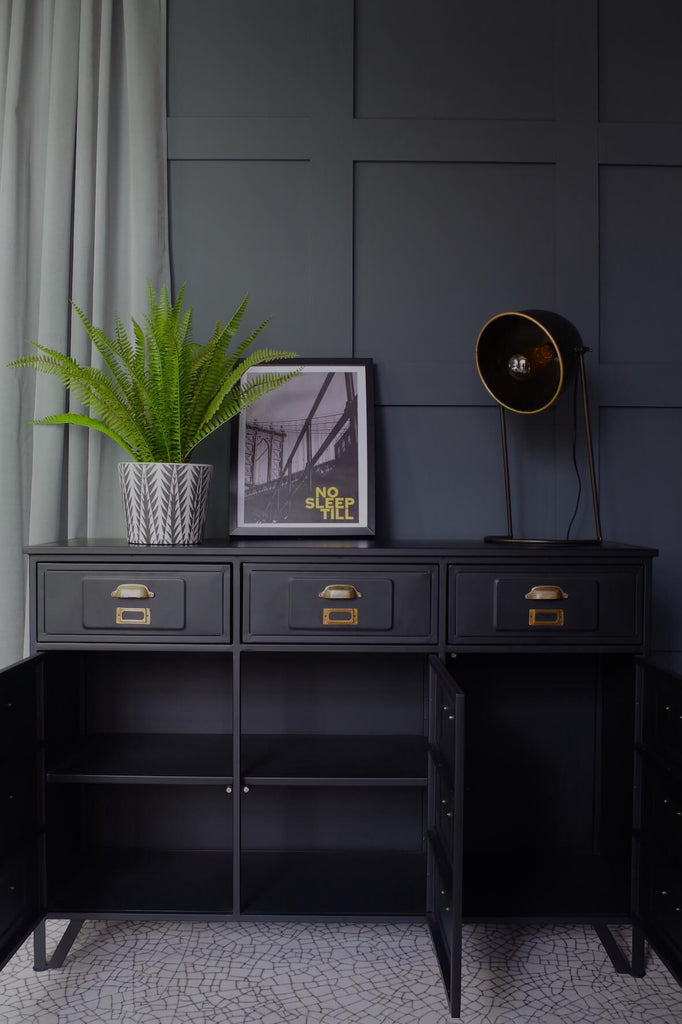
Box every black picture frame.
[230,359,375,536]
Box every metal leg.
[32,919,84,971]
[32,920,47,971]
[593,923,648,977]
[631,922,647,977]
[499,405,513,539]
[593,924,631,974]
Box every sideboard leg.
[593,923,647,977]
[32,919,84,971]
[593,924,631,974]
[631,923,647,977]
[32,920,47,971]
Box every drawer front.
[243,565,437,642]
[39,565,228,642]
[448,567,643,645]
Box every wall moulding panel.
[167,0,312,118]
[599,0,682,124]
[168,160,312,355]
[600,407,682,650]
[599,165,682,367]
[353,161,557,397]
[353,0,555,121]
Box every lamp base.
[484,535,603,545]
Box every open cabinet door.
[0,655,45,971]
[426,655,464,1018]
[633,658,682,986]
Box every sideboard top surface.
[25,538,658,561]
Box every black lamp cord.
[565,372,582,540]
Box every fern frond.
[223,317,273,373]
[30,413,138,459]
[195,350,297,436]
[189,364,300,453]
[9,282,297,463]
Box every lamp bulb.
[507,344,554,380]
[508,353,530,378]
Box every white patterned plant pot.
[118,462,213,545]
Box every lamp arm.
[499,405,514,539]
[576,346,603,543]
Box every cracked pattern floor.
[1,921,681,1023]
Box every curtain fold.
[0,0,170,666]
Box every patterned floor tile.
[0,921,680,1023]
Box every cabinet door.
[426,655,464,1018]
[0,655,44,971]
[634,660,682,984]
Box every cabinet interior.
[239,651,429,917]
[454,652,635,919]
[40,649,431,919]
[43,651,234,915]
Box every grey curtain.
[0,0,170,666]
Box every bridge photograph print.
[230,359,375,536]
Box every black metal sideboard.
[2,538,680,1018]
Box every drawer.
[243,565,437,642]
[38,564,228,642]
[448,567,643,646]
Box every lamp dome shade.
[475,310,583,414]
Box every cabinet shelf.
[241,850,425,916]
[241,734,427,785]
[46,734,233,784]
[48,849,233,914]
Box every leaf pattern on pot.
[118,463,213,545]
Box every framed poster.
[231,359,374,536]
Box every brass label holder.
[322,607,358,626]
[528,608,564,627]
[115,607,151,626]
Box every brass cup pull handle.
[317,584,362,600]
[525,585,568,601]
[110,583,155,599]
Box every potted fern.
[9,283,298,544]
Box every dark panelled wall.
[167,0,682,656]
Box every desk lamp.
[475,309,602,544]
